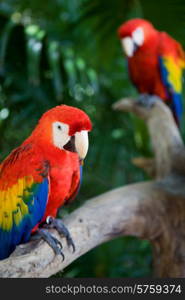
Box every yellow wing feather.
[0,177,34,231]
[162,56,184,93]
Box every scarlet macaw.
[118,18,185,124]
[0,105,92,260]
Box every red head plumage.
[27,105,92,153]
[118,18,157,46]
[37,105,92,136]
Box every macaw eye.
[53,121,69,134]
[52,121,70,149]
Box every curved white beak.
[121,37,134,57]
[75,130,89,160]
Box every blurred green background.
[0,0,185,277]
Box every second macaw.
[118,18,185,125]
[0,105,92,260]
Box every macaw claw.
[45,216,76,253]
[31,228,65,260]
[136,93,158,109]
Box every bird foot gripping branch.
[32,217,75,260]
[45,216,75,253]
[136,93,160,109]
[31,228,65,260]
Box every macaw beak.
[75,130,89,160]
[121,37,134,57]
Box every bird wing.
[0,144,50,259]
[159,33,185,122]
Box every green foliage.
[0,0,185,277]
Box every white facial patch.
[52,121,70,149]
[121,37,134,57]
[132,27,144,46]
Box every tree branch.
[113,96,185,178]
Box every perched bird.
[118,18,185,124]
[0,105,92,260]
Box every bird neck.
[23,135,78,165]
[143,28,159,49]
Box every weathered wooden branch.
[113,97,185,178]
[1,96,185,278]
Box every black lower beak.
[134,42,139,53]
[63,136,76,153]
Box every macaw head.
[118,18,157,57]
[31,105,92,160]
